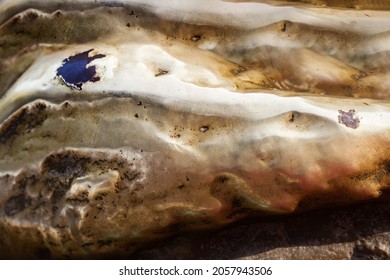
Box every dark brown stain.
[281,21,287,32]
[191,35,201,42]
[155,68,169,77]
[5,194,32,216]
[288,112,295,123]
[199,126,209,133]
[0,102,48,144]
[43,153,87,204]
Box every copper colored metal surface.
[0,0,389,259]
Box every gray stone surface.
[133,195,390,260]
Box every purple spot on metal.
[338,109,360,129]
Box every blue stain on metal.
[56,49,106,90]
[338,109,360,129]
